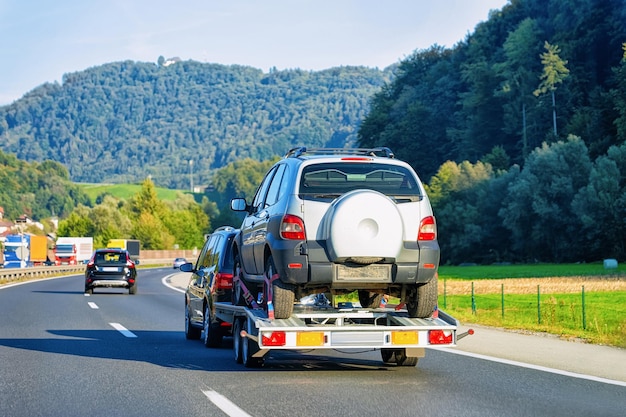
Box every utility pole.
[189,159,194,192]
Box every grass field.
[437,263,626,348]
[78,183,185,203]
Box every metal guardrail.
[0,265,86,282]
[0,258,172,284]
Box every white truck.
[54,237,94,265]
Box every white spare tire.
[324,190,403,262]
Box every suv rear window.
[299,162,421,201]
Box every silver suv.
[230,147,439,319]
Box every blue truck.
[3,234,30,268]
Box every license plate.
[335,264,391,282]
[102,267,120,272]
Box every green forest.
[1,0,625,264]
[0,62,390,189]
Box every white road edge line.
[438,347,626,387]
[162,274,185,294]
[109,322,137,338]
[202,390,253,417]
[87,302,99,309]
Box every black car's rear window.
[95,251,126,264]
[299,162,421,201]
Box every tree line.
[0,63,391,189]
[1,0,625,262]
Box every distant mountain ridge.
[0,61,392,189]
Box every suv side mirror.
[179,262,194,272]
[230,198,248,212]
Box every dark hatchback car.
[182,226,238,347]
[84,248,139,295]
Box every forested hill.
[0,62,392,188]
[1,0,625,192]
[359,0,626,180]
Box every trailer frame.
[210,300,463,368]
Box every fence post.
[582,285,586,330]
[537,284,541,325]
[501,283,504,319]
[471,281,476,315]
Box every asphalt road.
[1,268,624,417]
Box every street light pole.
[189,159,194,192]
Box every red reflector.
[262,331,286,346]
[288,263,303,269]
[429,330,453,345]
[423,263,436,269]
[220,322,231,328]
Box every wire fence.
[439,278,626,347]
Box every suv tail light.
[216,272,233,289]
[418,216,437,241]
[280,214,306,240]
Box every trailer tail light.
[262,331,286,346]
[429,329,453,345]
[391,331,419,345]
[296,332,325,347]
[216,272,233,289]
[280,214,306,240]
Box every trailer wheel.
[358,290,384,309]
[203,304,223,348]
[266,256,294,319]
[406,274,438,318]
[185,304,201,340]
[381,349,418,367]
[233,318,244,364]
[242,317,264,368]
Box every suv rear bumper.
[274,240,439,287]
[89,279,130,288]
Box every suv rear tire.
[358,290,384,309]
[265,256,295,319]
[203,304,223,347]
[406,274,438,318]
[266,256,294,319]
[232,255,247,306]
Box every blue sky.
[0,0,508,105]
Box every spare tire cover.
[325,189,403,261]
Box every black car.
[182,226,238,347]
[84,248,139,294]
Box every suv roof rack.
[284,147,395,159]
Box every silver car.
[231,147,440,319]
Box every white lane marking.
[88,302,99,309]
[84,293,91,296]
[109,322,137,338]
[439,348,626,387]
[202,390,253,417]
[162,274,185,294]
